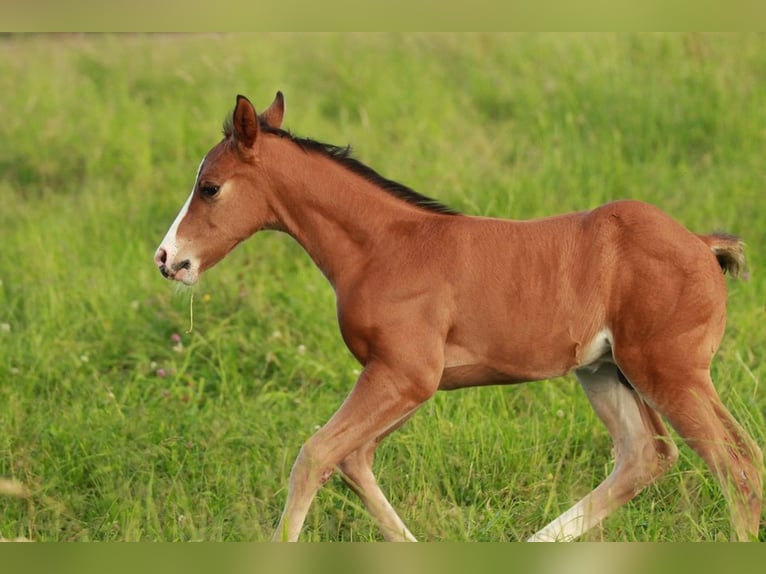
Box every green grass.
[1,33,765,541]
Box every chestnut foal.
[155,92,761,541]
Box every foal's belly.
[438,345,568,389]
[438,328,612,390]
[438,363,532,390]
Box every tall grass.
[0,33,764,541]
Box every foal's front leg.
[272,361,437,541]
[337,413,418,541]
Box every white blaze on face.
[157,157,205,268]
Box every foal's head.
[154,93,285,285]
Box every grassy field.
[1,33,765,542]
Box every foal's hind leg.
[337,417,417,541]
[529,363,678,542]
[619,359,762,541]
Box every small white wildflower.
[0,323,10,334]
[296,344,306,356]
[556,409,564,418]
[80,354,89,363]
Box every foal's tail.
[698,232,748,279]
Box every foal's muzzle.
[154,247,191,281]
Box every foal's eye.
[200,183,220,198]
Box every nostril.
[155,247,168,266]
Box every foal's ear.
[259,91,285,129]
[233,94,259,148]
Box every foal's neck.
[262,137,434,288]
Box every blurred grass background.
[0,33,764,541]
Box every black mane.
[223,117,460,216]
